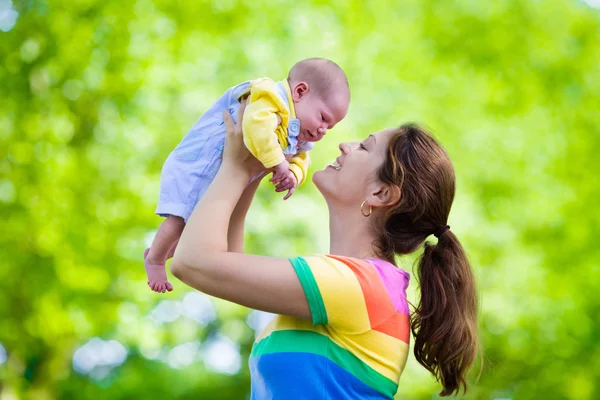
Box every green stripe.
[289,257,327,325]
[251,330,397,398]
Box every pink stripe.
[365,258,410,316]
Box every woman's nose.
[339,142,350,154]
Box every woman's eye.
[359,143,366,150]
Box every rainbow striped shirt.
[249,255,411,399]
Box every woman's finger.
[238,98,248,123]
[222,109,234,130]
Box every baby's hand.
[271,160,290,183]
[270,161,297,200]
[275,172,297,200]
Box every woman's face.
[313,128,395,206]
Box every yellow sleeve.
[288,151,310,186]
[242,87,285,169]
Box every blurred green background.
[1,0,599,399]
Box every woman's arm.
[171,103,311,320]
[227,173,264,253]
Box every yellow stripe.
[307,256,371,334]
[255,315,320,342]
[328,328,409,382]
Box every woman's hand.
[222,100,266,176]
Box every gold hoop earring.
[360,200,373,217]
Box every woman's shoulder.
[293,254,410,294]
[293,254,410,340]
[306,254,408,277]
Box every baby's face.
[293,90,349,142]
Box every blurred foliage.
[1,0,599,399]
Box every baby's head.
[287,58,350,142]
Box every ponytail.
[375,124,480,396]
[411,231,479,396]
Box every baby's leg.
[145,215,185,293]
[166,238,179,260]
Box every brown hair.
[374,124,479,396]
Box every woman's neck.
[328,205,378,260]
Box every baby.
[145,58,350,293]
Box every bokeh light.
[72,338,128,377]
[201,335,242,376]
[0,0,18,32]
[0,343,7,365]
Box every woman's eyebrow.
[368,134,376,144]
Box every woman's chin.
[312,169,332,196]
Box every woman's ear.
[292,82,309,102]
[368,183,401,208]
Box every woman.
[171,101,479,399]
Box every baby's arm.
[288,151,310,187]
[242,96,286,169]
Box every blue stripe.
[250,352,393,400]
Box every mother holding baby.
[170,70,479,398]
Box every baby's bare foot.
[144,248,173,293]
